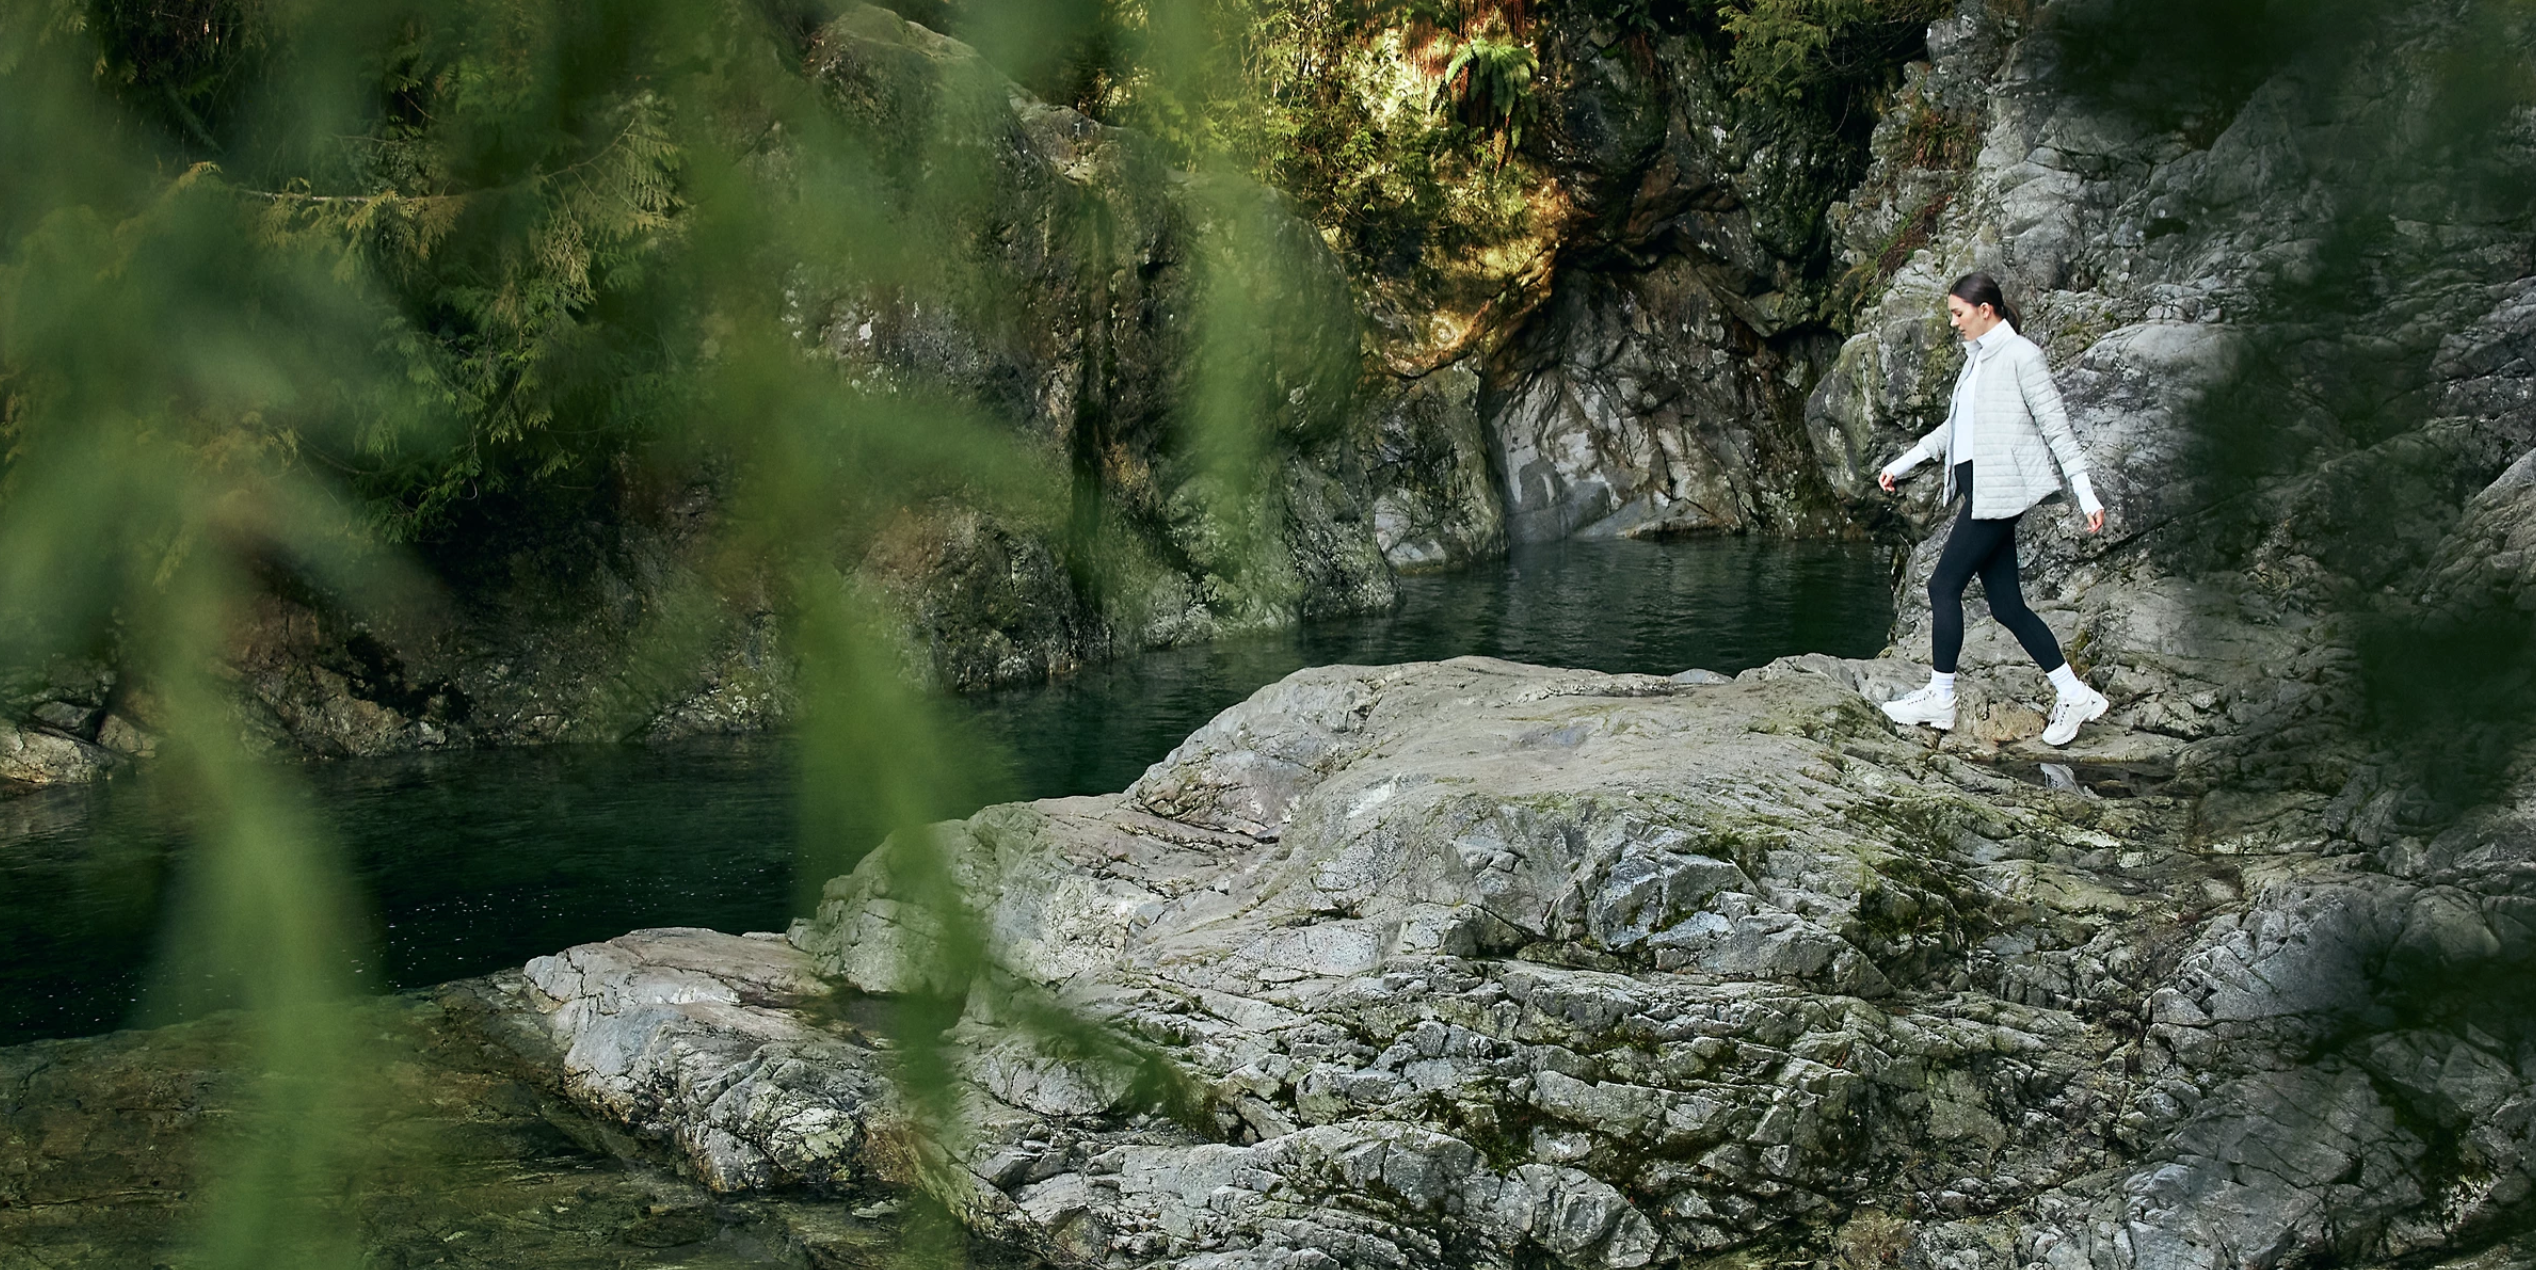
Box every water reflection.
[970,537,1899,799]
[0,536,1892,1044]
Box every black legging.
[1931,462,2067,675]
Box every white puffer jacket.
[1885,325,2097,521]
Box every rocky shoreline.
[508,653,2534,1270]
[10,644,2531,1267]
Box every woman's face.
[1947,295,2001,341]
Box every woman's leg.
[1927,512,2007,674]
[1974,516,2068,672]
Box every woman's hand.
[1878,470,1897,493]
[2086,509,2106,534]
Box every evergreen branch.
[238,190,389,205]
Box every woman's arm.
[1877,418,1951,491]
[1878,444,1930,491]
[2014,347,2105,527]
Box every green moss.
[1846,848,1988,984]
[1425,1088,1550,1173]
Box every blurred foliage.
[32,0,703,544]
[0,0,1320,1261]
[86,0,275,147]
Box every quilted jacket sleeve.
[2013,345,2089,481]
[1914,417,1952,469]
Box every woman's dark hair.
[1949,271,2021,331]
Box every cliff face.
[794,8,1397,663]
[0,1,1915,770]
[1299,9,1924,551]
[1472,19,1881,545]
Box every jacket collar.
[1968,321,2015,360]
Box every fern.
[1436,33,1538,157]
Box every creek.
[0,536,1894,1046]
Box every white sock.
[2047,664,2086,698]
[1927,671,1956,700]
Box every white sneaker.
[1882,686,1957,731]
[2043,684,2110,747]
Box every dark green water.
[0,537,1893,1045]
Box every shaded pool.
[0,536,1894,1044]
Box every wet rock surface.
[520,930,892,1197]
[1361,361,1508,575]
[0,660,142,791]
[9,649,2531,1267]
[0,717,119,789]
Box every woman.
[1876,272,2109,747]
